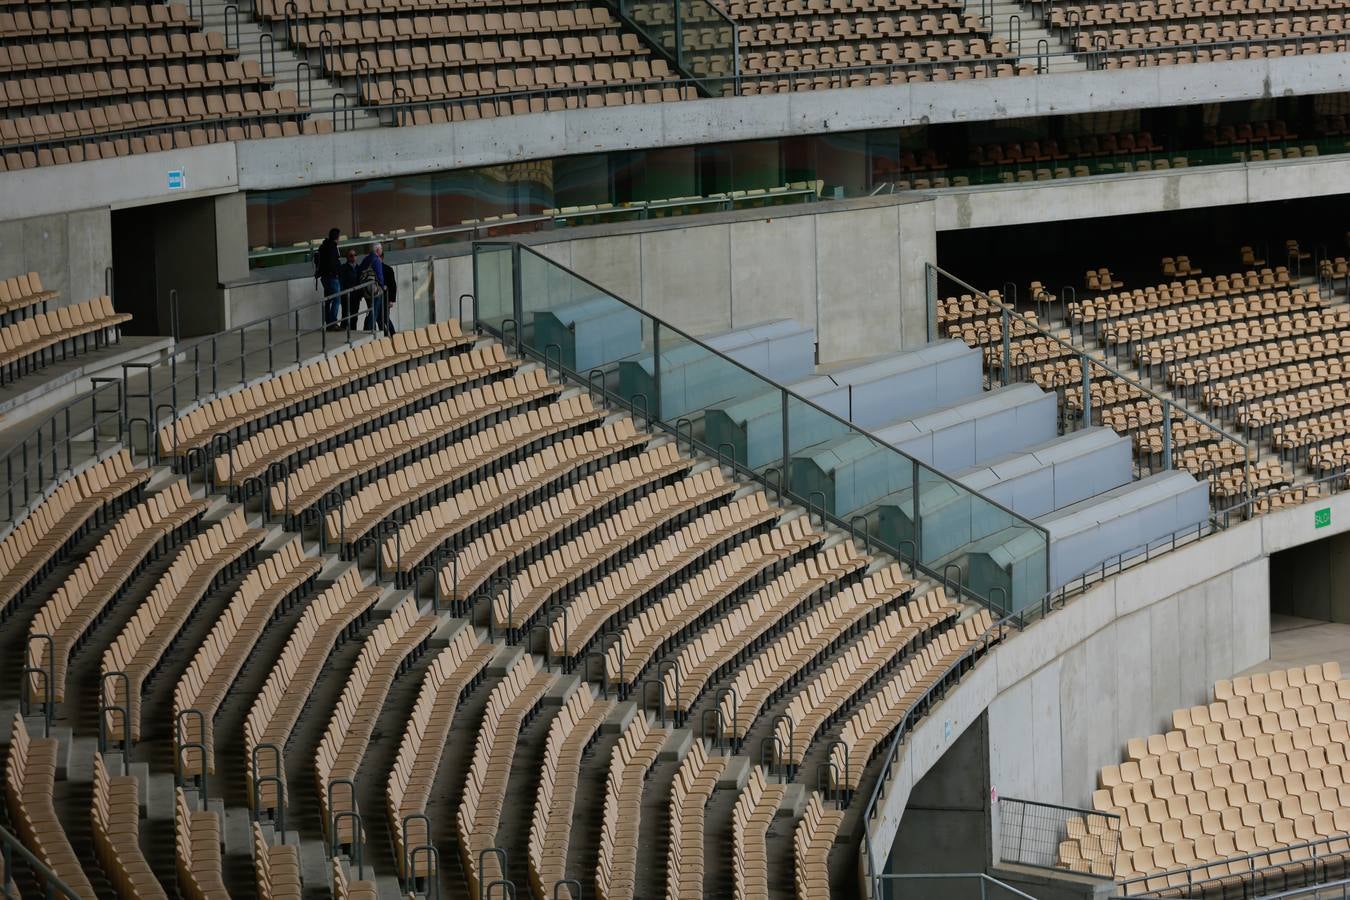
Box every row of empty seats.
[6,713,96,898]
[387,625,494,877]
[0,295,130,386]
[0,270,56,323]
[215,345,514,493]
[457,654,555,896]
[0,450,149,619]
[667,738,727,900]
[245,567,382,813]
[722,566,924,745]
[317,597,438,848]
[269,371,583,521]
[93,752,164,900]
[530,685,614,898]
[175,787,227,900]
[831,610,1000,791]
[100,508,266,745]
[159,321,471,461]
[597,710,668,900]
[1082,663,1350,892]
[173,538,322,777]
[25,476,204,710]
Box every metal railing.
[472,240,1052,613]
[931,264,1255,518]
[1257,880,1350,899]
[1114,833,1350,898]
[877,872,1040,899]
[997,797,1120,877]
[859,616,1017,898]
[0,280,376,536]
[1,823,84,899]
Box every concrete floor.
[1239,614,1350,677]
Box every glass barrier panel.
[516,247,651,409]
[916,464,1048,611]
[653,322,780,466]
[473,244,515,337]
[478,243,1052,611]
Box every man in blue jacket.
[358,243,387,333]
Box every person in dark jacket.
[337,247,362,329]
[358,243,388,333]
[378,261,397,337]
[315,228,342,328]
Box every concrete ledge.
[0,335,174,425]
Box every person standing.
[338,247,362,329]
[378,261,398,337]
[358,243,388,333]
[315,228,342,329]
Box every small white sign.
[167,169,186,190]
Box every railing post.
[1081,356,1092,427]
[1162,399,1172,470]
[1000,306,1012,386]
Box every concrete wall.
[230,54,1350,192]
[0,208,111,304]
[934,154,1350,231]
[230,194,938,363]
[874,486,1350,885]
[4,55,1350,221]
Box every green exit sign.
[1316,508,1331,529]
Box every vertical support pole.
[1162,400,1173,471]
[510,246,524,355]
[651,322,662,427]
[1081,357,1092,427]
[911,459,921,565]
[1000,307,1011,387]
[780,390,790,503]
[925,262,938,343]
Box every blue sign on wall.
[167,170,185,190]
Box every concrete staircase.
[197,0,382,130]
[986,0,1085,72]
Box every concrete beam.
[0,141,239,221]
[934,154,1350,230]
[233,54,1350,191]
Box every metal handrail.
[1115,832,1350,896]
[858,614,1018,897]
[880,872,1040,898]
[474,240,1052,614]
[0,824,85,899]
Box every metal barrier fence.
[997,797,1120,877]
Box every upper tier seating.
[0,2,326,171]
[253,0,695,123]
[1047,0,1350,67]
[726,0,1037,91]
